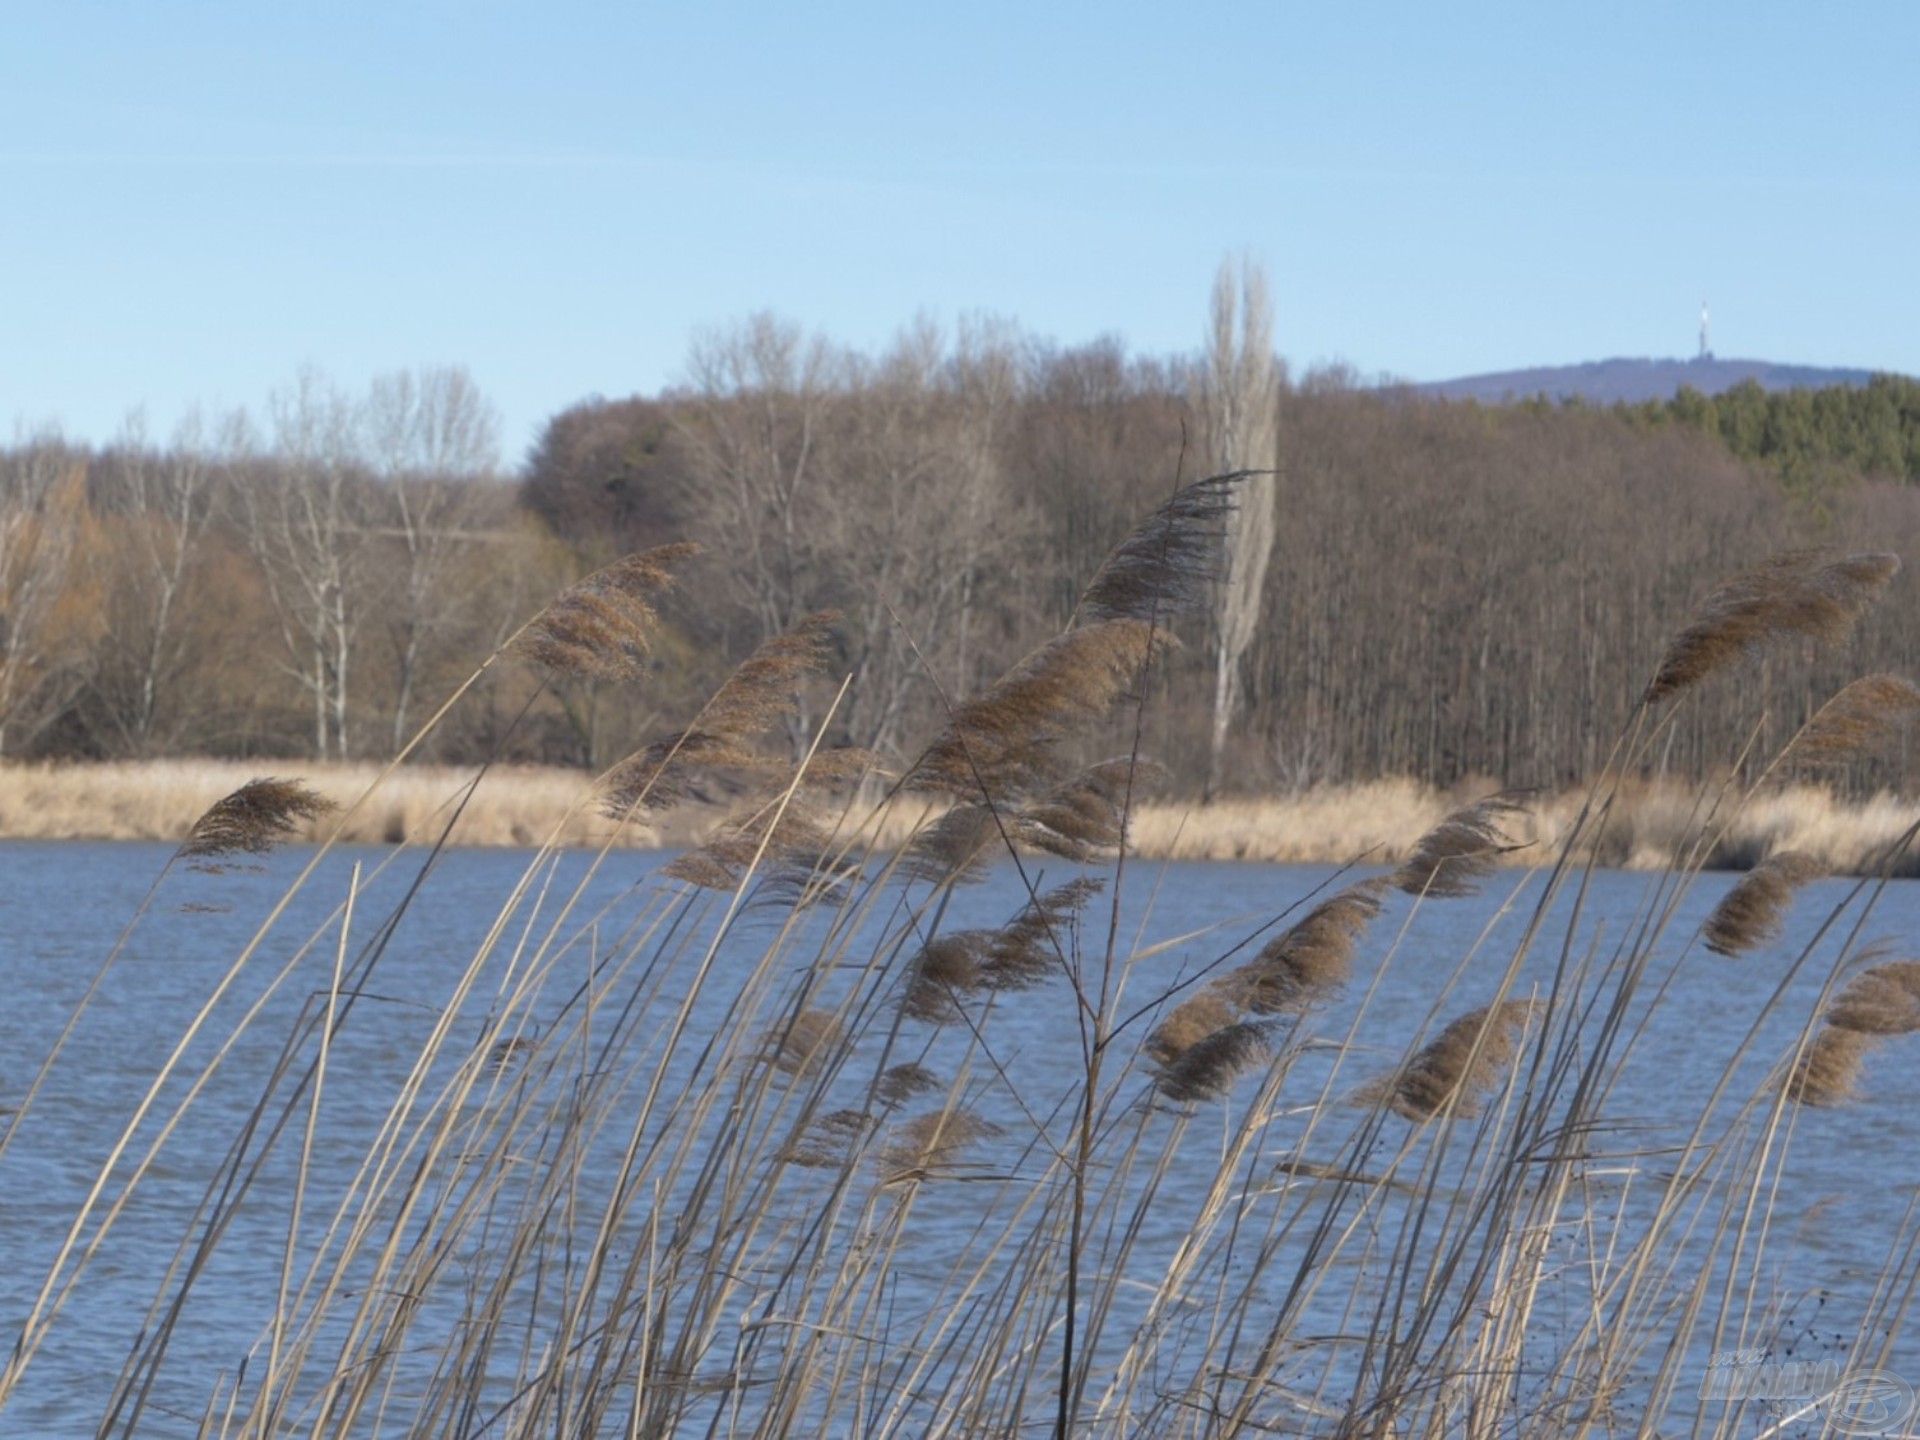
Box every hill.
[1422,355,1884,405]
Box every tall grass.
[3,493,1917,1437]
[10,763,1920,878]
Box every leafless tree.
[0,427,90,755]
[1199,256,1279,794]
[236,370,370,759]
[361,365,501,751]
[87,410,235,754]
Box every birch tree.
[361,365,500,751]
[90,411,228,754]
[238,370,369,759]
[1200,256,1279,794]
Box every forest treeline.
[1621,373,1920,491]
[6,315,1920,795]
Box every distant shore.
[0,760,1915,876]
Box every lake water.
[0,841,1914,1435]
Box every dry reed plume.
[1014,756,1165,861]
[781,1108,876,1169]
[907,620,1163,796]
[902,880,1104,1023]
[1366,999,1538,1121]
[874,1062,942,1107]
[1392,792,1529,898]
[1147,881,1385,1061]
[903,473,1242,802]
[1787,956,1920,1102]
[518,541,699,681]
[179,777,336,859]
[1154,1020,1277,1104]
[1645,549,1899,704]
[1825,958,1920,1036]
[1074,472,1244,624]
[1786,1026,1878,1107]
[877,1107,1001,1183]
[1232,879,1388,1011]
[759,1007,844,1077]
[601,610,851,815]
[1702,850,1823,956]
[1780,672,1920,770]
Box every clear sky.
[3,1,1916,460]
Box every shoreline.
[1,760,1916,876]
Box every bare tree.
[0,428,91,755]
[1199,256,1279,794]
[361,365,500,751]
[674,313,850,747]
[237,370,369,759]
[88,411,231,754]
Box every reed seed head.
[1780,673,1920,770]
[601,611,843,817]
[877,1107,1000,1183]
[1646,550,1899,705]
[1145,989,1242,1069]
[1228,880,1387,1013]
[1785,1025,1877,1107]
[181,777,335,858]
[1077,472,1244,625]
[781,1108,875,1169]
[759,1007,844,1077]
[1154,1020,1277,1104]
[875,1063,942,1108]
[907,620,1165,798]
[1393,793,1528,899]
[900,803,1003,885]
[1703,851,1823,957]
[1372,999,1538,1122]
[520,542,698,682]
[902,932,989,1023]
[1825,959,1920,1036]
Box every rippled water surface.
[0,841,1915,1434]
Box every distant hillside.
[1422,356,1885,406]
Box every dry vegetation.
[4,471,1920,1439]
[15,761,1920,877]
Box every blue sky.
[3,1,1916,459]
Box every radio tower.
[1698,301,1712,361]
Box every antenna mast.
[1698,301,1712,361]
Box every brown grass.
[13,764,1920,879]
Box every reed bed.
[2,501,1918,1438]
[8,762,1920,877]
